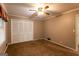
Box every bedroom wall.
[7,20,11,44]
[33,21,44,40]
[44,10,79,49]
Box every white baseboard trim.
[44,39,76,51]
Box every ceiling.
[4,3,79,20]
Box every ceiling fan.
[29,5,50,18]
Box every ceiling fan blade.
[44,6,49,9]
[44,12,50,15]
[29,9,36,11]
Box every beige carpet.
[6,39,79,56]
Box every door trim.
[75,14,79,51]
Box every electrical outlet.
[47,38,51,40]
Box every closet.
[11,19,33,44]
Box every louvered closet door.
[11,19,33,44]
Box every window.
[0,18,5,45]
[0,18,3,28]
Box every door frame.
[75,14,79,51]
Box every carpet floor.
[6,39,79,56]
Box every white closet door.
[11,19,33,44]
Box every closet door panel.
[11,19,33,44]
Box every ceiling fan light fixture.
[38,11,44,15]
[30,4,50,16]
[37,7,43,12]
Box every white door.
[11,19,33,44]
[75,14,79,51]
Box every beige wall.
[33,21,44,40]
[44,10,79,49]
[7,20,11,44]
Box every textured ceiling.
[4,3,79,20]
